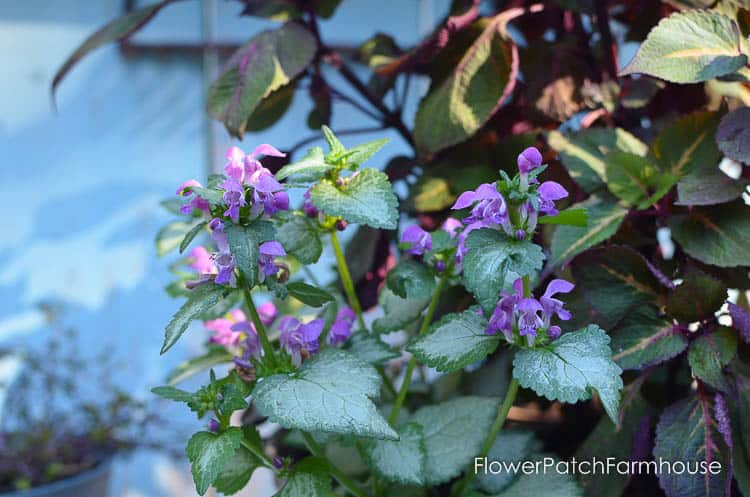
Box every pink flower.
[188,246,216,275]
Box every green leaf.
[513,325,623,423]
[688,327,737,391]
[346,333,399,365]
[186,428,244,495]
[309,168,399,229]
[620,10,747,83]
[180,221,208,254]
[245,82,296,132]
[652,111,722,179]
[51,0,176,98]
[225,224,259,287]
[207,23,316,138]
[167,346,234,385]
[571,246,663,326]
[476,431,542,494]
[676,164,747,206]
[151,385,194,403]
[410,396,499,485]
[322,125,345,156]
[654,395,731,497]
[275,457,332,497]
[372,289,429,335]
[276,215,322,265]
[161,284,225,354]
[252,349,397,439]
[604,151,676,209]
[213,446,261,495]
[481,453,583,497]
[463,229,545,312]
[386,260,436,300]
[666,268,727,322]
[546,128,647,193]
[345,138,390,167]
[717,106,750,163]
[408,308,499,373]
[669,200,750,267]
[276,147,333,182]
[537,208,589,227]
[549,197,628,266]
[414,18,517,154]
[286,282,334,307]
[360,423,426,485]
[611,305,687,370]
[156,221,194,257]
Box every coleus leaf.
[513,325,623,423]
[687,327,737,392]
[252,349,398,439]
[717,106,750,164]
[207,22,316,138]
[611,305,687,371]
[360,423,427,485]
[408,307,500,373]
[652,111,722,180]
[666,268,727,322]
[186,428,244,495]
[309,168,399,229]
[604,151,676,210]
[620,10,747,83]
[161,284,225,355]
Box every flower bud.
[335,219,348,231]
[208,419,220,433]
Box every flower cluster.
[399,218,463,273]
[279,307,356,365]
[178,144,290,287]
[202,302,277,369]
[486,278,574,346]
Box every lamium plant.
[56,1,750,497]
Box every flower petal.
[538,181,569,201]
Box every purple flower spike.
[177,179,210,216]
[517,147,543,174]
[329,307,356,346]
[537,181,568,216]
[222,177,246,222]
[729,303,750,344]
[258,241,286,277]
[401,225,432,255]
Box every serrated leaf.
[547,128,647,193]
[408,308,499,373]
[213,446,261,495]
[463,229,545,312]
[372,289,429,335]
[225,224,259,287]
[513,325,623,423]
[620,10,747,83]
[549,197,628,266]
[346,333,399,365]
[414,17,518,154]
[476,431,542,494]
[717,106,750,163]
[286,282,334,307]
[186,428,243,495]
[410,396,498,485]
[386,260,436,300]
[688,327,737,391]
[322,125,345,155]
[252,349,397,439]
[276,147,333,182]
[276,215,322,264]
[167,346,233,385]
[604,151,676,209]
[654,395,731,497]
[669,200,750,267]
[361,423,426,485]
[156,221,195,257]
[537,208,589,227]
[611,305,687,370]
[666,268,727,322]
[161,284,225,354]
[275,457,332,497]
[345,138,390,166]
[180,221,208,254]
[309,168,398,229]
[483,453,583,497]
[207,23,316,138]
[151,385,194,403]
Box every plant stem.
[303,432,372,497]
[451,378,520,497]
[239,275,275,362]
[240,439,276,472]
[329,230,366,331]
[388,276,447,424]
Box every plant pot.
[0,459,112,497]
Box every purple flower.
[517,147,543,174]
[329,307,356,346]
[517,298,544,346]
[401,225,432,255]
[441,217,463,238]
[209,219,235,285]
[257,301,278,326]
[224,144,286,183]
[279,316,325,364]
[221,177,246,222]
[204,309,247,346]
[729,303,750,344]
[177,180,210,216]
[188,246,216,275]
[452,183,509,227]
[456,220,490,263]
[539,279,574,328]
[303,189,318,217]
[487,278,523,341]
[258,241,286,278]
[537,181,568,216]
[208,419,221,433]
[231,321,262,368]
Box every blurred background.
[0,1,447,495]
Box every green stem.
[303,432,372,497]
[239,275,275,362]
[240,439,276,472]
[451,378,520,497]
[388,276,447,424]
[329,230,366,331]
